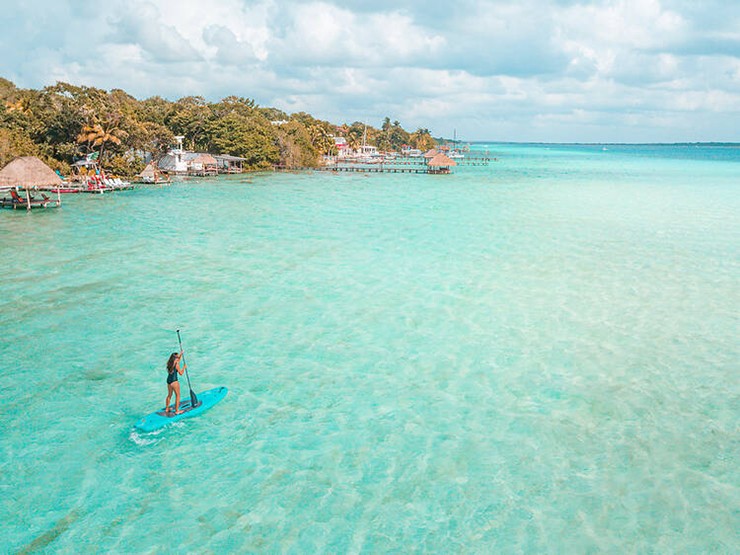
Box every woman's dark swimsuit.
[167,370,178,385]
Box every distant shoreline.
[468,141,740,147]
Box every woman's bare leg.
[173,382,183,414]
[165,384,174,412]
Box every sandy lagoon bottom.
[1,144,738,552]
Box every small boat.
[448,130,466,159]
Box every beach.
[1,143,738,552]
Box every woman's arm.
[177,355,186,375]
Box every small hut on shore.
[427,153,457,174]
[0,156,62,210]
[214,154,246,174]
[136,162,170,184]
[186,153,218,176]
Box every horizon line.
[460,141,740,146]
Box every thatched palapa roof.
[427,153,457,168]
[188,153,217,165]
[424,149,439,159]
[137,162,158,178]
[0,156,62,188]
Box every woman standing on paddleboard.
[165,352,186,414]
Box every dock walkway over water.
[316,165,430,174]
[455,156,493,166]
[274,152,494,174]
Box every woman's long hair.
[167,352,179,373]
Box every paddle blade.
[190,389,199,407]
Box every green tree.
[346,122,366,150]
[76,119,128,163]
[410,128,436,151]
[390,120,410,151]
[0,78,427,174]
[212,96,256,119]
[127,121,175,158]
[274,120,318,168]
[206,112,279,169]
[259,107,289,122]
[136,96,175,126]
[0,127,40,167]
[168,96,212,151]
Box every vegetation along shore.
[0,78,439,177]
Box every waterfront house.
[333,137,352,159]
[157,136,188,174]
[157,154,181,174]
[214,154,246,173]
[185,153,218,176]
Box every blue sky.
[2,0,739,142]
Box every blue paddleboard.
[135,386,228,432]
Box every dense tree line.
[0,78,436,175]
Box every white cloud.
[270,2,445,67]
[202,25,257,65]
[0,0,738,141]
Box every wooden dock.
[455,157,493,166]
[273,153,496,174]
[317,165,430,174]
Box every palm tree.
[308,124,335,156]
[76,119,128,163]
[410,128,435,151]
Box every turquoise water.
[1,144,738,552]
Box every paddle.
[176,329,199,408]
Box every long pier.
[273,153,495,174]
[455,157,494,166]
[316,165,430,174]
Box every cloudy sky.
[2,0,739,142]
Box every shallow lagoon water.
[1,144,738,552]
